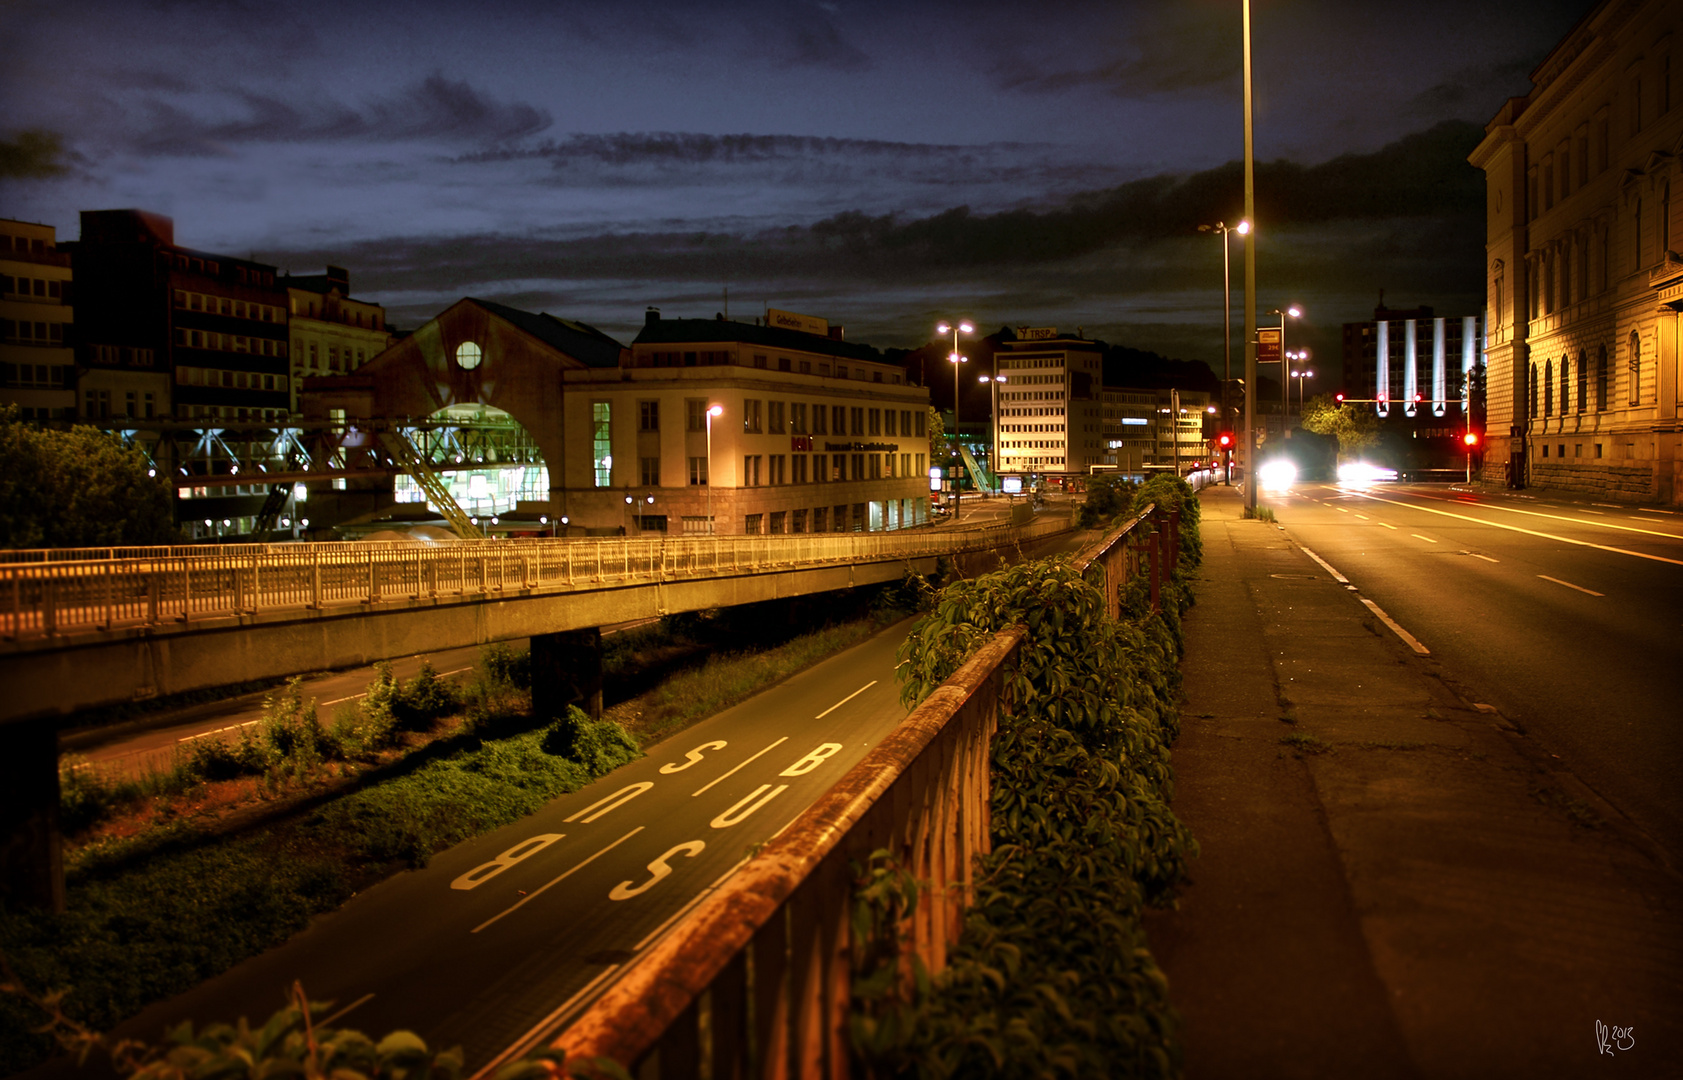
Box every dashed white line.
[1538,574,1604,597]
[467,965,624,1080]
[815,680,877,719]
[1378,522,1397,530]
[1354,513,1370,520]
[1297,546,1350,584]
[1468,553,1499,563]
[1411,534,1439,543]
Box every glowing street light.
[1269,306,1303,423]
[936,320,973,510]
[1288,355,1314,414]
[1198,219,1250,481]
[979,372,1008,492]
[705,403,723,535]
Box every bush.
[1077,473,1139,528]
[539,707,640,773]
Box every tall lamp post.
[1288,355,1313,415]
[1198,219,1250,478]
[936,320,972,509]
[1268,305,1302,428]
[705,403,722,535]
[979,372,1007,492]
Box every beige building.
[0,220,76,421]
[991,333,1107,479]
[285,266,391,413]
[1101,387,1213,475]
[1470,0,1682,501]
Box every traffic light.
[1463,431,1481,448]
[1334,392,1345,403]
[1216,432,1235,450]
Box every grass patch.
[1279,733,1334,755]
[1244,505,1278,523]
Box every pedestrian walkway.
[1143,484,1681,1079]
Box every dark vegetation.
[854,474,1200,1077]
[0,404,178,549]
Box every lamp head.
[707,404,723,417]
[1287,305,1302,318]
[936,322,950,334]
[1236,220,1251,235]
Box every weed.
[1244,505,1278,523]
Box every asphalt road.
[85,618,918,1074]
[1260,480,1683,858]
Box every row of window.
[295,341,369,371]
[1531,335,1644,419]
[636,349,900,383]
[1,318,67,344]
[1,362,72,389]
[170,254,277,288]
[176,366,291,392]
[640,451,930,488]
[174,326,287,357]
[174,289,286,323]
[1,274,64,301]
[292,297,382,330]
[663,398,927,438]
[2,234,52,256]
[1527,54,1673,225]
[81,388,157,420]
[737,500,925,536]
[91,345,156,367]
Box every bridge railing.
[0,517,1073,642]
[548,507,1163,1079]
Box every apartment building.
[0,219,75,421]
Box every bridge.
[0,514,1075,909]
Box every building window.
[790,402,807,434]
[851,453,865,480]
[1628,331,1641,405]
[884,410,897,437]
[744,513,763,535]
[851,407,864,435]
[770,455,786,485]
[1559,355,1569,415]
[792,508,807,534]
[768,400,785,434]
[686,398,707,432]
[592,401,612,487]
[769,510,786,534]
[457,341,483,370]
[1596,345,1608,410]
[743,399,763,433]
[812,404,828,435]
[812,507,828,532]
[688,457,708,485]
[640,456,660,486]
[639,400,660,432]
[792,455,807,484]
[868,408,881,436]
[1576,349,1588,413]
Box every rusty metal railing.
[549,506,1164,1078]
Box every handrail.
[0,517,1077,644]
[548,506,1162,1078]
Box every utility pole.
[1242,0,1258,513]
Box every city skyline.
[3,0,1590,378]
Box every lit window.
[457,342,483,370]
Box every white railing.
[0,517,1074,643]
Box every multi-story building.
[284,266,391,413]
[1470,0,1682,500]
[0,220,75,421]
[1341,303,1483,418]
[1100,387,1212,475]
[69,209,291,423]
[991,332,1107,479]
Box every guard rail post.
[1147,530,1161,613]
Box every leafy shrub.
[58,759,124,837]
[1077,473,1139,528]
[540,707,641,774]
[397,660,457,729]
[478,643,531,691]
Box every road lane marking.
[473,827,643,933]
[710,784,789,829]
[1469,553,1499,563]
[1580,509,1605,514]
[1394,491,1682,541]
[1335,507,1349,513]
[632,855,753,952]
[319,993,374,1027]
[692,737,789,797]
[179,719,260,742]
[468,965,624,1080]
[1358,598,1431,655]
[1412,534,1439,543]
[1538,574,1604,597]
[1354,513,1370,520]
[452,833,565,890]
[1297,546,1350,584]
[565,782,654,823]
[1379,522,1397,530]
[1352,492,1683,567]
[816,680,878,719]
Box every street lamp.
[979,372,1008,492]
[705,403,723,535]
[1289,360,1314,415]
[936,320,973,509]
[1198,219,1250,478]
[1268,305,1302,426]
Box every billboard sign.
[767,308,829,336]
[1256,327,1281,366]
[1017,326,1059,341]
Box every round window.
[456,342,483,370]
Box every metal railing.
[550,506,1165,1078]
[0,517,1074,643]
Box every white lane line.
[1592,503,1622,508]
[631,855,752,953]
[1378,522,1397,530]
[692,737,789,798]
[816,680,878,720]
[1469,553,1499,563]
[1397,491,1682,541]
[472,827,643,934]
[1412,534,1439,543]
[1636,507,1675,515]
[319,993,374,1027]
[1538,574,1605,597]
[1580,509,1605,515]
[1297,546,1350,584]
[1358,597,1431,655]
[1354,513,1370,520]
[468,965,624,1080]
[1353,492,1683,567]
[179,719,261,743]
[1335,507,1349,513]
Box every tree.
[926,405,946,456]
[1299,393,1379,462]
[0,406,178,549]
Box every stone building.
[1470,0,1682,500]
[284,266,391,413]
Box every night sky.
[1,0,1591,387]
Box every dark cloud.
[453,132,980,167]
[1402,59,1535,124]
[769,4,873,71]
[0,129,72,180]
[122,75,552,155]
[991,4,1239,97]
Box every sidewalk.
[1142,485,1681,1079]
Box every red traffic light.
[1334,392,1345,403]
[1463,431,1481,447]
[1216,432,1234,450]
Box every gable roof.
[471,298,626,368]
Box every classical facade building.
[284,266,391,413]
[69,210,291,423]
[0,220,75,421]
[1470,0,1682,501]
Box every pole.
[1222,227,1233,484]
[1171,388,1181,476]
[1281,313,1289,426]
[705,410,714,535]
[1242,0,1257,512]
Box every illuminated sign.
[1002,476,1023,493]
[1256,327,1282,365]
[1018,326,1058,341]
[1121,417,1149,426]
[767,308,829,336]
